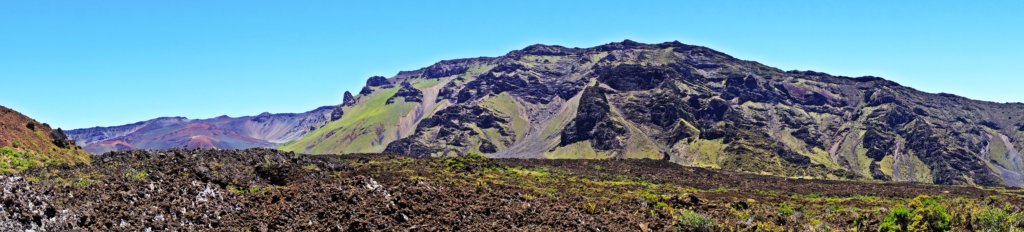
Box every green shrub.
[907,195,950,231]
[879,195,950,232]
[880,207,912,231]
[0,147,44,173]
[778,202,795,217]
[974,207,1024,232]
[677,210,714,231]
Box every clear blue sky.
[1,1,1022,129]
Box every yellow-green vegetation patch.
[227,185,277,195]
[410,78,441,89]
[652,48,678,65]
[985,129,1014,169]
[0,146,58,173]
[124,168,149,182]
[906,151,933,183]
[463,123,508,153]
[878,151,933,183]
[0,147,44,173]
[608,103,662,159]
[26,169,103,189]
[855,144,873,178]
[455,63,497,82]
[673,139,727,169]
[540,94,580,140]
[619,122,663,160]
[546,141,612,159]
[479,93,529,142]
[778,129,841,170]
[281,85,417,154]
[302,164,321,171]
[879,155,896,177]
[586,52,609,65]
[1,136,89,174]
[503,166,550,178]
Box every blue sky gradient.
[1,1,1022,129]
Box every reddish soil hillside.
[0,105,90,172]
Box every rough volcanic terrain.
[1,149,1021,231]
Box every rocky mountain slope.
[284,40,1024,187]
[67,106,335,154]
[0,106,90,173]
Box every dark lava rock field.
[1,149,1022,231]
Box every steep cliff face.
[286,40,1024,186]
[67,106,335,154]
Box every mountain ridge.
[62,40,1024,187]
[285,40,1024,186]
[66,106,336,154]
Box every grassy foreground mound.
[1,149,1021,231]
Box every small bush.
[880,207,912,231]
[907,195,950,231]
[879,195,950,232]
[778,202,795,217]
[974,207,1024,232]
[677,210,715,231]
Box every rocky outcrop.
[385,105,510,156]
[452,72,529,103]
[49,128,75,149]
[366,76,390,87]
[386,82,423,104]
[330,106,344,121]
[561,87,627,150]
[597,64,682,91]
[330,91,355,121]
[343,91,357,106]
[359,86,373,95]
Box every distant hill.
[0,105,90,173]
[66,106,335,154]
[283,40,1024,187]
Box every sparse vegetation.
[227,185,273,194]
[880,195,951,232]
[0,146,47,173]
[124,169,148,181]
[301,164,320,171]
[677,210,715,231]
[972,206,1024,231]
